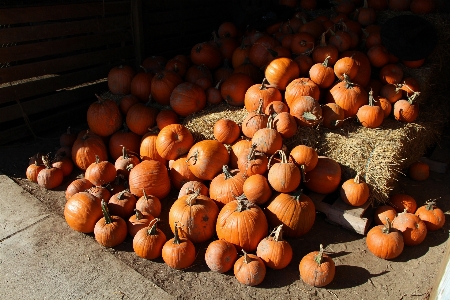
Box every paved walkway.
[0,172,174,300]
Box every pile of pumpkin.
[24,0,443,288]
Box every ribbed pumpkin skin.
[133,224,167,259]
[169,194,219,243]
[109,130,141,161]
[299,250,335,287]
[415,204,446,231]
[243,174,272,205]
[130,71,153,102]
[151,71,183,106]
[265,192,316,237]
[340,176,370,207]
[304,156,341,194]
[216,200,268,252]
[107,65,135,95]
[94,215,128,247]
[209,168,246,207]
[64,192,103,233]
[330,80,368,118]
[65,178,94,201]
[244,82,283,112]
[136,194,161,218]
[251,128,283,156]
[289,145,318,172]
[26,163,45,183]
[161,229,196,269]
[205,240,238,273]
[234,253,266,286]
[264,58,300,90]
[169,155,202,190]
[87,98,122,137]
[85,160,117,187]
[366,224,404,259]
[140,132,167,165]
[285,78,320,107]
[156,124,194,161]
[186,140,230,180]
[392,212,427,246]
[128,160,171,199]
[71,133,108,170]
[170,82,206,117]
[256,227,293,269]
[268,162,301,193]
[125,103,158,136]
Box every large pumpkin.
[107,65,135,95]
[330,74,368,118]
[264,57,300,90]
[87,95,123,137]
[64,192,103,233]
[150,70,183,105]
[190,42,222,70]
[186,140,229,180]
[220,73,254,106]
[156,124,194,161]
[71,131,108,170]
[128,160,171,199]
[170,82,206,116]
[304,156,341,194]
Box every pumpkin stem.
[122,146,128,159]
[425,198,440,210]
[273,224,284,241]
[268,149,287,169]
[173,222,181,245]
[147,218,160,235]
[95,155,100,164]
[343,73,356,88]
[260,78,268,90]
[94,93,103,103]
[242,249,251,264]
[408,91,420,104]
[266,114,275,129]
[314,244,325,265]
[247,143,258,162]
[101,199,113,224]
[354,173,362,183]
[134,209,144,220]
[235,196,251,212]
[117,189,127,200]
[256,98,264,114]
[186,190,200,206]
[382,217,392,234]
[222,165,233,179]
[42,154,52,169]
[319,32,327,47]
[322,56,331,67]
[66,126,71,134]
[300,165,307,183]
[185,150,198,166]
[368,89,376,106]
[215,79,223,90]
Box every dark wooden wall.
[0,1,135,144]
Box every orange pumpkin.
[264,57,300,91]
[209,166,246,207]
[107,65,135,95]
[136,190,161,218]
[309,56,336,89]
[299,244,335,287]
[256,225,293,269]
[374,205,397,226]
[84,155,117,187]
[366,218,404,259]
[389,193,417,214]
[340,173,370,206]
[244,79,282,112]
[87,94,123,137]
[415,201,445,231]
[151,71,183,106]
[94,200,128,247]
[186,140,230,180]
[205,240,238,273]
[162,223,196,269]
[156,124,194,161]
[128,160,171,199]
[220,73,254,106]
[213,119,241,144]
[408,161,429,181]
[234,250,266,286]
[330,74,368,118]
[356,90,384,128]
[133,219,167,259]
[170,82,206,116]
[304,156,341,194]
[267,150,301,193]
[392,211,427,246]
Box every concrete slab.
[0,173,50,241]
[0,215,173,300]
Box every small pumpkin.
[156,109,179,130]
[366,218,404,259]
[299,244,335,287]
[190,42,222,70]
[71,131,108,170]
[150,70,183,106]
[242,174,272,205]
[140,130,167,166]
[356,90,384,128]
[374,205,397,226]
[65,178,94,201]
[264,57,300,90]
[94,200,128,247]
[52,154,74,177]
[178,181,209,198]
[125,100,158,136]
[186,140,230,181]
[241,99,268,138]
[128,160,171,199]
[244,78,282,112]
[37,155,64,189]
[312,33,339,66]
[340,173,370,206]
[408,161,429,181]
[321,103,346,129]
[334,56,359,81]
[87,186,111,203]
[205,240,238,273]
[392,210,427,246]
[109,125,141,161]
[133,219,167,259]
[234,250,266,286]
[289,145,319,173]
[59,126,77,148]
[127,209,154,237]
[256,225,293,269]
[169,155,202,190]
[161,223,196,269]
[136,190,162,218]
[304,156,341,194]
[267,150,301,193]
[87,94,123,137]
[237,143,268,177]
[415,200,445,231]
[85,155,117,186]
[285,78,320,107]
[309,56,335,89]
[130,67,154,102]
[156,124,194,161]
[209,166,246,207]
[289,95,323,127]
[213,119,241,145]
[108,189,137,219]
[393,92,420,123]
[273,112,297,139]
[389,193,417,214]
[379,64,404,85]
[170,82,206,117]
[26,160,44,183]
[107,65,135,95]
[330,74,368,118]
[220,73,254,106]
[64,191,103,233]
[115,146,140,178]
[251,115,283,155]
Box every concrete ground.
[0,172,174,300]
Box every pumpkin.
[389,194,417,214]
[220,73,254,106]
[213,119,241,144]
[236,144,267,176]
[340,50,372,88]
[107,65,135,95]
[209,166,246,207]
[162,223,196,269]
[214,60,234,85]
[256,225,293,269]
[234,250,266,286]
[206,81,224,105]
[37,155,64,189]
[330,74,368,118]
[130,67,154,102]
[415,201,445,231]
[380,84,403,104]
[374,205,397,226]
[65,178,93,201]
[205,240,238,273]
[133,219,167,259]
[94,200,128,247]
[151,71,183,106]
[321,103,346,129]
[186,140,230,180]
[232,41,251,69]
[178,181,209,198]
[334,56,359,82]
[367,45,389,68]
[142,55,166,74]
[399,77,421,98]
[52,155,74,177]
[265,101,289,115]
[156,109,179,130]
[248,35,280,69]
[218,21,238,38]
[59,126,77,148]
[169,155,202,190]
[230,139,252,169]
[294,55,315,77]
[128,160,171,199]
[356,90,384,128]
[374,95,392,118]
[170,82,206,117]
[233,59,263,83]
[164,58,188,77]
[392,210,427,246]
[87,186,111,203]
[213,34,239,62]
[125,101,158,136]
[241,100,269,138]
[115,147,140,178]
[273,112,297,138]
[340,173,370,206]
[388,0,411,11]
[380,64,403,85]
[26,161,44,183]
[309,56,336,89]
[109,126,141,161]
[328,29,352,53]
[264,57,300,90]
[299,18,325,40]
[185,64,213,85]
[312,33,339,66]
[190,42,222,70]
[289,95,323,127]
[244,79,282,112]
[86,94,122,137]
[72,131,108,170]
[366,218,404,259]
[243,174,272,205]
[64,191,103,233]
[299,244,335,287]
[216,198,268,252]
[136,190,161,217]
[119,94,140,115]
[285,78,320,106]
[410,0,436,14]
[408,161,429,181]
[393,92,420,123]
[304,156,341,194]
[128,209,154,237]
[289,145,318,172]
[155,124,194,161]
[140,131,167,166]
[85,155,117,186]
[108,189,137,219]
[251,116,283,155]
[267,150,301,193]
[357,0,376,26]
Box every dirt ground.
[1,122,449,300]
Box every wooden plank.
[331,197,372,218]
[0,82,106,123]
[0,31,132,63]
[0,60,135,106]
[0,2,130,24]
[0,15,131,44]
[144,6,226,25]
[0,45,134,84]
[145,30,213,55]
[146,17,218,39]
